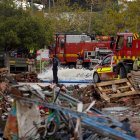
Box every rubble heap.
[12,72,39,83]
[0,69,140,139]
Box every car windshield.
[102,56,111,65]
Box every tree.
[86,0,126,35]
[44,0,90,33]
[0,0,54,52]
[122,0,140,32]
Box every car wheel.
[120,67,127,78]
[93,73,100,83]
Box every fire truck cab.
[93,32,140,83]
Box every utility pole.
[136,15,138,31]
[31,0,33,15]
[52,0,55,8]
[48,0,51,12]
[88,3,93,33]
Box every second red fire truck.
[92,32,140,82]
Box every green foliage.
[84,0,140,35]
[0,0,54,51]
[0,0,140,51]
[45,0,90,33]
[123,0,140,32]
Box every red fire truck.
[92,32,140,83]
[50,33,112,68]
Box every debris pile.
[0,69,12,136]
[4,83,138,140]
[13,72,39,82]
[0,70,140,139]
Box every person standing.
[52,55,59,84]
[76,54,83,69]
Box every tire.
[93,73,100,83]
[119,66,127,78]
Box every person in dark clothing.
[52,55,59,84]
[76,54,83,69]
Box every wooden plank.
[95,87,110,102]
[132,76,140,79]
[98,89,112,93]
[127,73,131,77]
[0,68,8,73]
[131,78,140,82]
[126,82,131,86]
[84,101,96,113]
[96,81,115,87]
[109,91,139,99]
[74,118,83,140]
[110,78,128,84]
[96,79,128,87]
[109,78,128,84]
[130,87,135,92]
[100,93,110,102]
[98,87,104,91]
[117,85,132,90]
[116,90,121,94]
[99,86,132,93]
[131,70,140,75]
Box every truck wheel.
[119,67,127,78]
[93,73,100,83]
